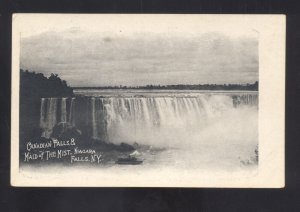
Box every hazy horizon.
[20,18,258,87]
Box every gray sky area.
[20,29,258,87]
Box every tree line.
[75,81,258,91]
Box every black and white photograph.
[11,14,285,187]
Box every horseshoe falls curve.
[39,91,258,148]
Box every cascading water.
[40,98,58,137]
[61,98,67,123]
[68,97,75,126]
[39,92,258,149]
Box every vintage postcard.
[11,14,285,187]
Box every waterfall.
[91,97,97,139]
[69,98,75,126]
[61,97,67,123]
[39,93,258,143]
[40,98,46,129]
[41,98,58,138]
[102,95,237,144]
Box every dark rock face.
[118,143,135,152]
[51,122,82,140]
[19,69,74,147]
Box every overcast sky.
[19,15,258,87]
